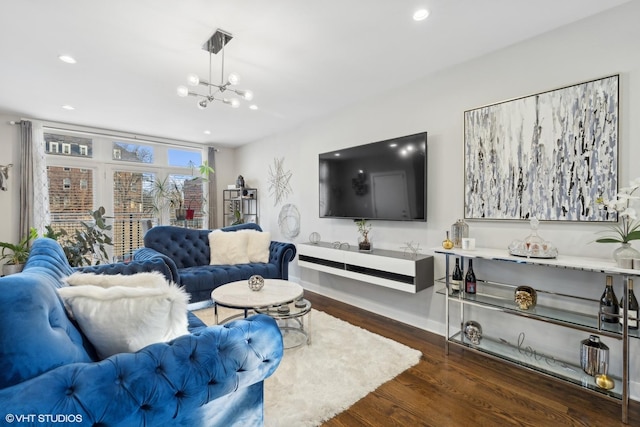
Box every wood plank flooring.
[304,290,640,427]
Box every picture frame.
[464,75,619,221]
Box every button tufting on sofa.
[0,238,284,427]
[134,223,296,304]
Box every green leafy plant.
[596,178,640,243]
[356,219,371,244]
[231,209,244,225]
[0,227,38,265]
[45,206,113,267]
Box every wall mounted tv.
[319,132,427,221]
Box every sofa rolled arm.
[76,258,175,283]
[0,314,283,426]
[133,247,181,284]
[268,241,297,279]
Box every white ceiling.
[0,0,630,147]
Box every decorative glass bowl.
[508,218,558,259]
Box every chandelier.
[177,29,253,109]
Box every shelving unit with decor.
[223,188,258,226]
[434,247,639,424]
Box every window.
[45,129,209,263]
[44,133,93,158]
[168,149,201,168]
[113,142,153,163]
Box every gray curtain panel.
[19,120,33,239]
[207,147,217,229]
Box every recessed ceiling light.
[413,9,429,21]
[58,55,77,64]
[249,104,258,110]
[62,105,75,110]
[204,130,211,135]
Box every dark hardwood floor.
[304,291,640,427]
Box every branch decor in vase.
[356,219,372,251]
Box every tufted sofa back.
[143,223,263,269]
[0,238,96,388]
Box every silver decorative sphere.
[309,232,321,244]
[248,275,265,291]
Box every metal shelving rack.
[434,247,639,424]
[223,188,258,226]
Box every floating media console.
[297,242,433,293]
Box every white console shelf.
[297,242,434,293]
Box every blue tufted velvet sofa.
[134,223,297,305]
[0,238,283,426]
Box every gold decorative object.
[514,286,537,310]
[595,374,615,390]
[595,361,615,390]
[442,231,454,250]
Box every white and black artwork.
[464,75,618,221]
[0,164,13,191]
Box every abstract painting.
[464,75,618,221]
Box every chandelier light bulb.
[197,99,208,109]
[176,86,189,97]
[187,73,200,86]
[240,90,254,101]
[228,73,239,85]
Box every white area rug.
[194,307,422,426]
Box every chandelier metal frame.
[177,29,253,109]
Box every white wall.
[0,113,23,246]
[235,2,640,398]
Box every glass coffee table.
[210,279,311,348]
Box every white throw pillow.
[57,279,190,359]
[65,271,168,288]
[208,230,250,265]
[239,229,271,263]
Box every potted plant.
[356,219,372,251]
[44,206,113,267]
[185,160,215,219]
[0,227,38,275]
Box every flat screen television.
[319,132,427,221]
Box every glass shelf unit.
[434,279,640,340]
[434,247,640,424]
[449,332,624,400]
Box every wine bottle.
[619,279,639,330]
[451,258,463,293]
[465,259,477,294]
[599,275,619,323]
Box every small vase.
[358,236,372,251]
[613,243,640,268]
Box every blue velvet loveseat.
[134,223,297,304]
[0,238,283,426]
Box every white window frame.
[79,145,88,156]
[62,143,71,155]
